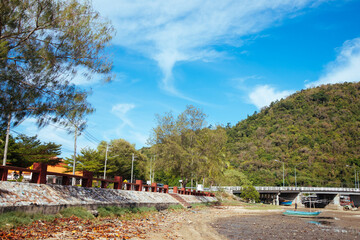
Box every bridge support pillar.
[333,194,340,206]
[276,193,280,205]
[294,192,304,207]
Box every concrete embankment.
[0,182,217,214]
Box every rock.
[90,210,99,217]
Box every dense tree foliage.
[0,132,61,168]
[1,0,114,166]
[65,139,147,180]
[226,82,360,187]
[148,105,228,187]
[0,0,113,129]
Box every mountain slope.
[227,82,360,187]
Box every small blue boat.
[283,210,321,216]
[280,200,293,206]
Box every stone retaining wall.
[0,182,217,214]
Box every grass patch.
[59,207,94,219]
[242,203,281,210]
[167,204,184,211]
[190,202,216,209]
[130,206,157,213]
[0,205,169,230]
[0,211,57,230]
[97,206,131,218]
[97,206,157,219]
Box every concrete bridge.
[210,186,360,208]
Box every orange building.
[8,158,83,184]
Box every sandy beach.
[143,206,360,240]
[2,205,360,239]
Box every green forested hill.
[226,82,360,187]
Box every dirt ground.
[2,206,360,239]
[142,206,360,240]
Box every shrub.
[59,207,94,219]
[240,185,260,203]
[0,211,56,230]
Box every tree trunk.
[2,113,12,166]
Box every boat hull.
[280,201,293,206]
[283,210,321,216]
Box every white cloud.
[306,37,360,88]
[111,103,136,127]
[231,75,262,91]
[93,0,321,97]
[105,104,148,149]
[249,85,293,109]
[128,130,149,148]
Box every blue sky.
[16,0,360,158]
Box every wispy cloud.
[93,0,321,98]
[128,130,148,148]
[111,103,136,128]
[107,103,149,148]
[306,37,360,88]
[231,75,262,91]
[248,85,294,109]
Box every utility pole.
[152,155,155,183]
[149,156,152,184]
[103,144,109,179]
[72,126,77,186]
[295,162,303,187]
[2,113,11,166]
[347,165,358,188]
[131,153,134,184]
[275,159,285,187]
[354,167,357,188]
[282,161,285,187]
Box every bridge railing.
[209,186,360,193]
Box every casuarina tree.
[0,0,114,165]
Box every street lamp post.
[346,165,358,188]
[131,153,134,184]
[130,153,138,190]
[295,162,303,187]
[103,144,109,179]
[275,159,285,187]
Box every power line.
[10,129,75,156]
[81,134,100,146]
[47,122,100,147]
[83,129,102,143]
[82,131,101,144]
[10,129,23,135]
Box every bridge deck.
[212,186,360,195]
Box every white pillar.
[333,194,340,206]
